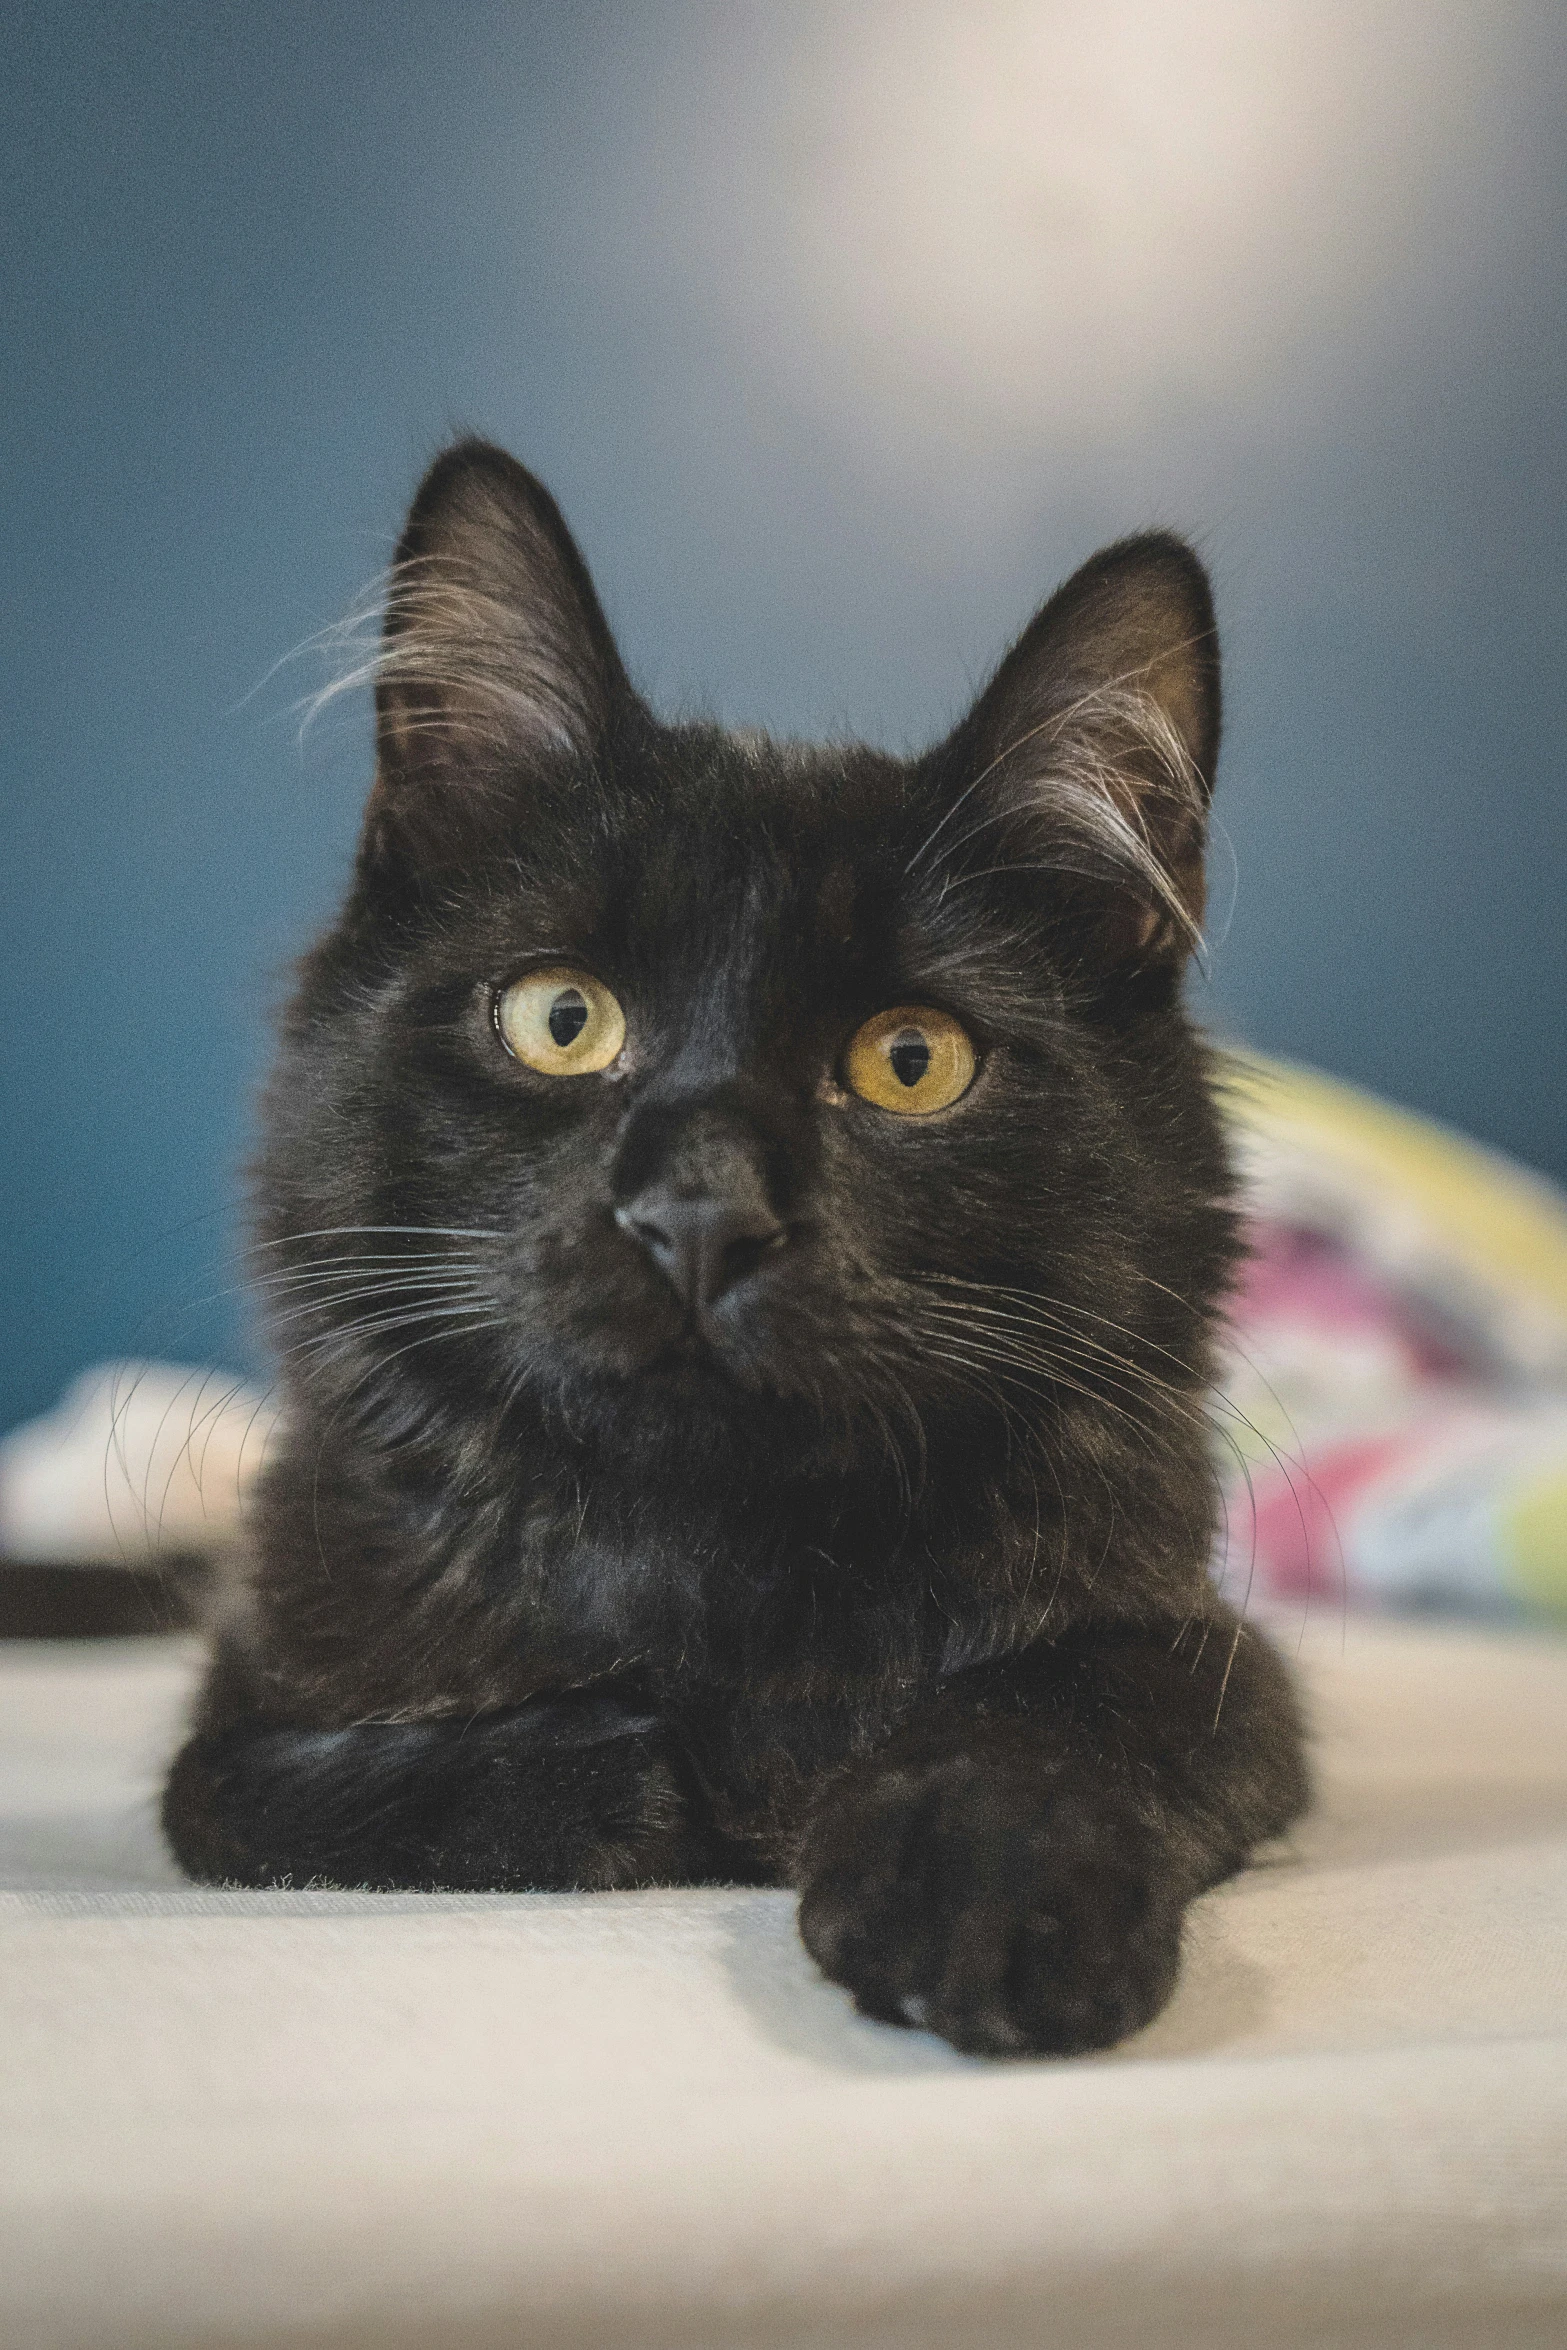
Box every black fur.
[163,440,1308,2055]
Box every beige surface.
[2,1616,1566,2349]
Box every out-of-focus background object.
[0,1366,275,1568]
[1216,1056,1567,1624]
[0,1364,274,1632]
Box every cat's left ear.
[925,534,1220,960]
[363,440,633,856]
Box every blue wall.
[4,1,1565,1433]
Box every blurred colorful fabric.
[1218,1054,1567,1624]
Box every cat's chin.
[538,1335,876,1477]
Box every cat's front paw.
[796,1736,1187,2057]
[164,1693,713,1892]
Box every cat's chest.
[480,1446,1050,1698]
[290,1441,1030,1723]
[521,1485,929,1688]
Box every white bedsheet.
[3,1617,1565,2349]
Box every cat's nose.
[614,1183,787,1310]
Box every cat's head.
[261,440,1230,1471]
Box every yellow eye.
[496,966,626,1075]
[844,1006,976,1115]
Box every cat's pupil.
[548,989,589,1047]
[889,1030,931,1088]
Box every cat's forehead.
[629,728,910,942]
[448,724,940,989]
[652,723,900,839]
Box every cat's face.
[263,443,1227,1464]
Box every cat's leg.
[795,1610,1309,2056]
[163,1685,752,1892]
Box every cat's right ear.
[918,533,1221,965]
[359,440,632,874]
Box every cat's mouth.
[647,1324,712,1366]
[640,1320,762,1388]
[594,1297,810,1405]
[530,1209,838,1409]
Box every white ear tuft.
[372,440,631,786]
[922,534,1220,960]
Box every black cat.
[163,439,1308,2056]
